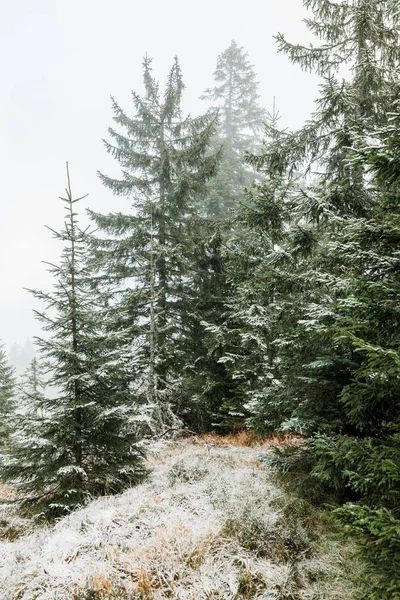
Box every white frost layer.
[0,442,346,599]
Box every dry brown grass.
[184,429,301,449]
[0,483,20,502]
[95,526,223,599]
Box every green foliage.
[335,504,400,600]
[261,444,338,505]
[227,5,400,598]
[177,217,238,432]
[310,435,400,507]
[0,342,15,448]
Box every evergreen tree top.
[276,0,400,77]
[247,0,400,221]
[201,40,266,152]
[96,56,220,211]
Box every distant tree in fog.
[201,40,266,216]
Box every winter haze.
[1,0,319,349]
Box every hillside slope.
[0,437,357,599]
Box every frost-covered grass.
[0,438,358,599]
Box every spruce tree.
[202,40,265,154]
[0,343,15,450]
[181,42,267,430]
[237,0,400,436]
[262,0,400,217]
[1,166,145,515]
[18,357,47,421]
[307,112,400,600]
[89,57,220,424]
[201,40,266,217]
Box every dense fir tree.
[1,167,145,515]
[176,217,239,431]
[89,57,220,425]
[201,40,266,217]
[306,112,400,600]
[181,41,267,429]
[224,3,400,595]
[232,0,400,437]
[0,342,15,450]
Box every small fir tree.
[18,357,47,421]
[1,166,145,515]
[0,342,15,450]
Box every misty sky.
[1,0,321,349]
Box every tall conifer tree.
[181,42,266,430]
[202,40,265,154]
[0,342,15,450]
[201,40,266,217]
[89,57,220,421]
[234,0,400,435]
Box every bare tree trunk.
[66,163,83,468]
[156,127,168,395]
[148,203,156,404]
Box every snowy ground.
[0,437,357,599]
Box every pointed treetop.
[201,40,266,151]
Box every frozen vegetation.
[1,3,400,597]
[0,437,358,600]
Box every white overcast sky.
[1,0,320,349]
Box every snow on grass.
[0,438,357,599]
